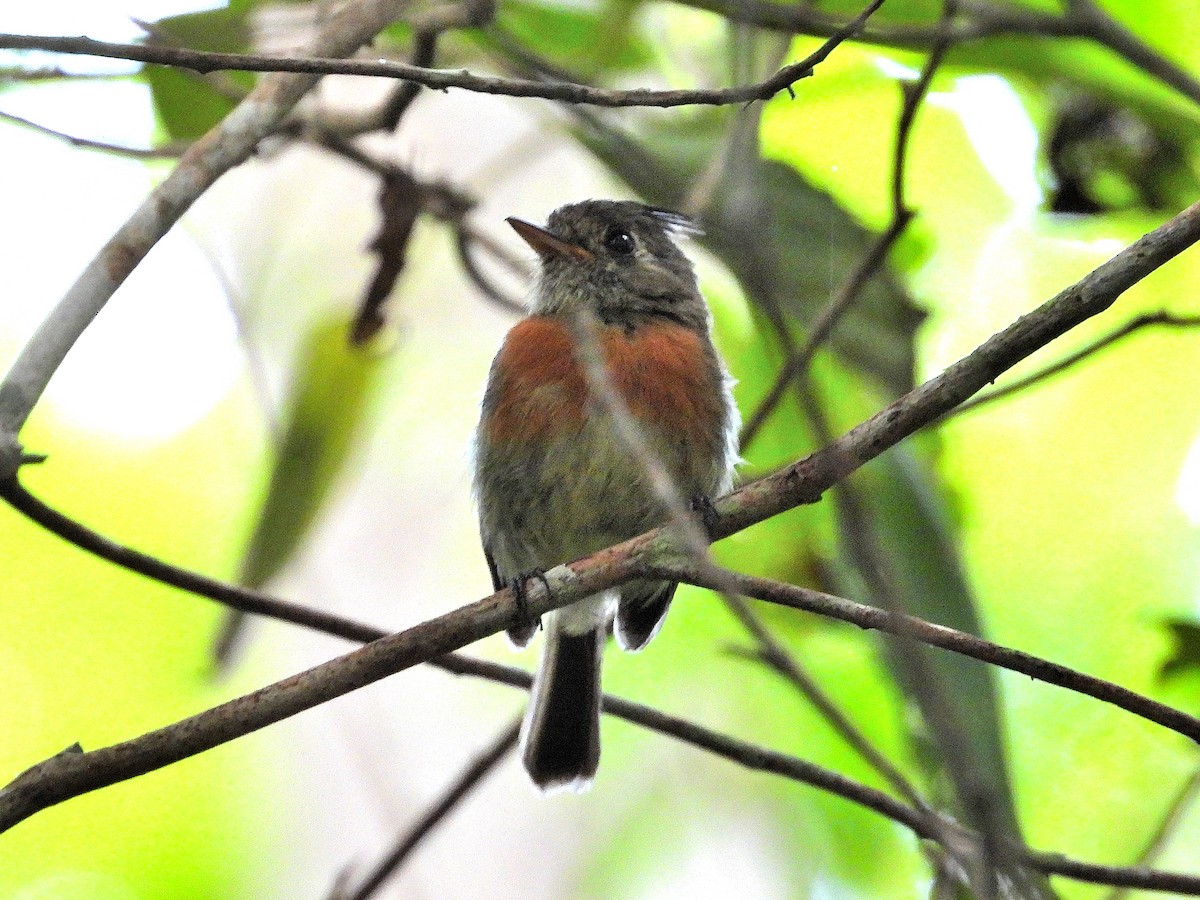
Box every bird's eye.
[603,227,636,255]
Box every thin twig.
[739,0,953,451]
[670,0,1200,111]
[430,656,935,832]
[1105,766,1200,900]
[667,0,1069,46]
[0,1,885,110]
[1063,0,1200,110]
[337,718,522,900]
[0,107,187,158]
[454,226,527,313]
[723,596,928,810]
[0,477,384,644]
[954,311,1200,416]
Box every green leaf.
[144,66,240,141]
[482,0,656,75]
[1160,618,1200,682]
[858,446,1024,833]
[239,314,390,588]
[141,6,255,140]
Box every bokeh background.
[2,0,1200,897]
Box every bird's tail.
[521,623,604,791]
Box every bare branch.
[669,0,1200,110]
[0,108,186,158]
[453,226,528,313]
[430,654,935,831]
[0,477,382,645]
[667,0,1071,46]
[8,471,1200,893]
[689,567,1200,747]
[0,0,884,110]
[1063,0,1200,109]
[724,597,928,810]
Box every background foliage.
[1,0,1199,896]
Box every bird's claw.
[510,569,550,632]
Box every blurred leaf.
[577,107,925,396]
[860,447,1021,832]
[482,0,655,74]
[141,6,255,140]
[959,34,1200,153]
[147,4,254,53]
[144,67,239,140]
[1046,92,1200,213]
[807,352,1031,872]
[930,211,1200,877]
[240,314,390,588]
[769,1,1200,216]
[1160,618,1200,682]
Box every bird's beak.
[507,217,595,262]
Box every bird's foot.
[509,569,550,633]
[689,494,720,539]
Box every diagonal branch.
[689,568,1200,745]
[441,652,1200,893]
[669,0,1200,109]
[2,196,1200,836]
[6,486,1200,894]
[434,654,1200,895]
[0,108,187,158]
[1104,766,1200,900]
[335,718,522,900]
[722,597,928,810]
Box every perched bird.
[474,200,739,791]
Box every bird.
[474,199,739,791]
